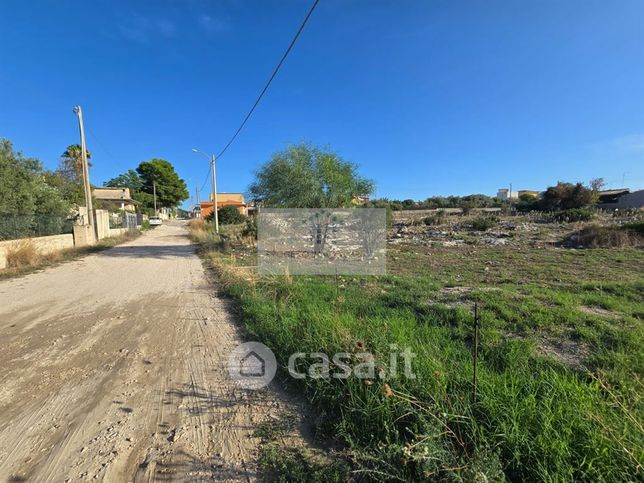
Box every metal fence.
[109,212,123,229]
[109,212,139,231]
[0,214,74,241]
[124,212,138,231]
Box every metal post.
[211,155,219,234]
[73,106,95,232]
[153,180,158,216]
[472,303,479,402]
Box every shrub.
[208,205,246,225]
[241,217,257,239]
[622,221,644,235]
[365,201,394,228]
[568,224,643,248]
[516,194,540,212]
[471,215,499,231]
[187,218,205,231]
[540,182,594,210]
[552,208,595,223]
[6,239,40,268]
[423,211,446,226]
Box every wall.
[0,234,74,270]
[94,209,110,240]
[0,209,141,270]
[612,190,644,210]
[94,209,132,239]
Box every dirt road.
[0,223,286,481]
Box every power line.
[86,125,116,162]
[215,0,320,160]
[200,163,212,195]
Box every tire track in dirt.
[0,222,304,482]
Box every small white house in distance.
[496,188,518,201]
[158,207,173,220]
[497,189,540,201]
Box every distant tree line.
[369,194,505,212]
[370,179,605,216]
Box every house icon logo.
[228,342,277,389]
[239,350,266,378]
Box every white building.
[496,188,518,201]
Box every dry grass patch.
[187,218,205,231]
[572,224,643,248]
[1,230,141,278]
[578,305,620,318]
[6,239,41,268]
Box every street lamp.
[192,148,219,233]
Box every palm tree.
[61,144,91,181]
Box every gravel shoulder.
[0,222,293,481]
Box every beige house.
[93,187,136,212]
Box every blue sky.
[1,0,643,208]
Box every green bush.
[471,215,499,231]
[241,216,257,239]
[207,205,246,225]
[552,208,595,222]
[540,182,594,210]
[423,211,446,226]
[622,221,644,235]
[516,194,540,212]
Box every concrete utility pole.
[195,186,200,218]
[153,181,158,216]
[72,106,95,231]
[210,154,219,234]
[192,149,219,233]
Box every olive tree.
[249,144,374,208]
[250,144,374,256]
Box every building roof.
[599,189,630,196]
[94,187,134,202]
[208,192,245,203]
[200,200,246,207]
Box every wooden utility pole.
[73,106,95,232]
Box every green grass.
[201,239,643,481]
[258,445,350,482]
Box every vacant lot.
[196,216,644,481]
